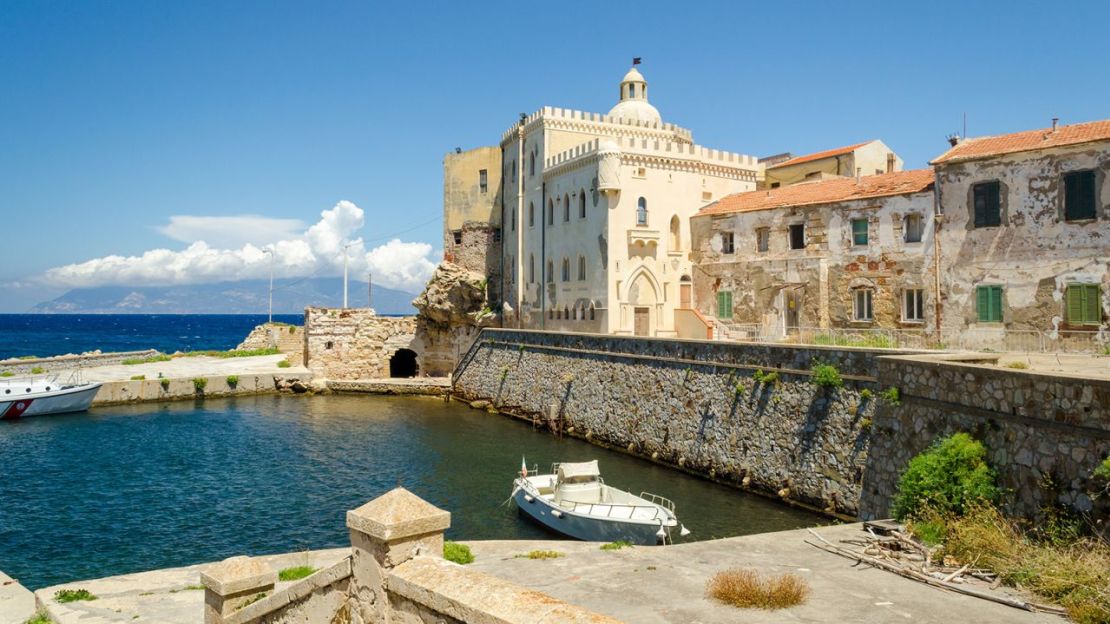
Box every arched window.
[579,191,586,218]
[629,84,635,98]
[528,254,535,283]
[561,258,570,282]
[528,202,535,227]
[511,159,516,183]
[564,305,569,320]
[547,198,554,225]
[578,256,586,280]
[589,304,596,320]
[511,208,516,231]
[529,151,535,177]
[637,197,648,226]
[563,194,570,221]
[670,215,681,250]
[546,260,554,283]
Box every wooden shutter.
[1065,172,1097,221]
[1066,285,1085,323]
[717,291,732,319]
[1085,285,1102,324]
[978,285,1002,322]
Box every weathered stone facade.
[237,323,305,363]
[453,329,887,516]
[303,307,420,380]
[444,146,502,305]
[412,262,496,377]
[862,354,1110,524]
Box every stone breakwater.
[0,349,161,375]
[452,329,894,517]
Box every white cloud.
[157,215,305,248]
[41,201,439,292]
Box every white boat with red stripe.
[0,373,102,419]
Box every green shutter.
[991,286,1003,322]
[1068,284,1103,324]
[852,219,868,245]
[1085,285,1102,324]
[717,291,733,319]
[977,285,1003,323]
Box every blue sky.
[1,0,1105,311]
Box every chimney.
[1052,117,1059,132]
[855,167,862,183]
[946,134,961,147]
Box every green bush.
[1,371,13,377]
[600,540,632,551]
[226,375,239,388]
[24,611,52,624]
[277,360,291,368]
[880,387,901,406]
[443,541,474,564]
[30,367,45,374]
[753,369,778,385]
[160,378,171,390]
[54,588,96,603]
[859,388,873,400]
[1094,456,1110,481]
[810,362,843,388]
[122,354,172,365]
[192,377,208,392]
[130,375,146,381]
[891,433,999,520]
[277,566,316,581]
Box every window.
[479,169,488,193]
[528,202,534,227]
[529,151,535,177]
[452,230,462,245]
[669,215,681,250]
[563,194,570,222]
[976,285,1003,323]
[853,289,874,322]
[789,223,805,250]
[492,229,501,243]
[578,256,586,281]
[716,291,733,319]
[1064,170,1097,221]
[756,228,770,253]
[972,181,1001,227]
[528,255,535,283]
[579,191,586,218]
[886,153,896,173]
[511,160,516,183]
[1066,284,1101,325]
[770,182,781,189]
[548,199,555,225]
[721,231,735,254]
[701,191,712,201]
[903,288,925,322]
[629,83,635,98]
[561,258,570,282]
[636,197,648,225]
[851,218,869,246]
[511,209,516,231]
[546,261,553,283]
[904,213,924,243]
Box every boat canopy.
[557,460,600,483]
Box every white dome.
[608,99,662,124]
[621,67,646,83]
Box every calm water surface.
[0,395,824,589]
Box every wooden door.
[634,307,650,336]
[680,284,692,308]
[785,289,800,332]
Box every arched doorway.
[389,349,419,378]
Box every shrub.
[706,568,809,610]
[122,354,172,365]
[443,541,474,565]
[753,369,778,385]
[600,540,632,551]
[1,371,13,377]
[1005,361,1030,369]
[891,433,999,520]
[54,588,97,603]
[277,566,316,581]
[192,377,208,392]
[160,378,171,390]
[518,550,563,560]
[24,611,52,624]
[859,417,872,430]
[499,366,509,381]
[880,387,901,406]
[30,367,45,374]
[130,375,146,381]
[859,388,873,400]
[226,375,239,388]
[810,362,843,388]
[277,360,291,368]
[1093,456,1110,481]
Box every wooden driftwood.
[805,529,1068,617]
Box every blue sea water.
[0,314,305,359]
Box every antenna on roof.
[963,112,967,140]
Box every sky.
[1,0,1106,311]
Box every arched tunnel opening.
[389,348,419,378]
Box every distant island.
[31,278,418,315]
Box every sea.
[0,314,306,359]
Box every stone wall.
[862,354,1110,522]
[236,323,305,363]
[0,349,161,375]
[303,307,420,380]
[453,329,890,516]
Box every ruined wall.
[237,323,305,363]
[413,262,497,377]
[862,354,1110,522]
[0,349,161,375]
[454,329,889,516]
[303,307,419,380]
[936,142,1110,335]
[690,190,936,334]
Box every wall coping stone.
[346,487,451,541]
[200,556,276,596]
[880,352,1110,387]
[387,556,623,624]
[223,557,352,624]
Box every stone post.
[346,487,451,624]
[200,556,276,624]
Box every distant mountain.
[30,278,419,315]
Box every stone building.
[689,169,936,338]
[493,65,761,336]
[930,119,1110,343]
[759,140,903,190]
[443,145,502,302]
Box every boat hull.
[1,383,102,419]
[512,483,673,545]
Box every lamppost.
[262,247,274,324]
[342,241,357,308]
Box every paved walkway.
[76,354,309,383]
[32,524,1059,624]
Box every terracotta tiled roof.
[766,141,872,169]
[931,119,1110,164]
[698,169,935,217]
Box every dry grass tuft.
[706,568,809,610]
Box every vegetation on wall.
[443,541,475,565]
[891,432,998,520]
[810,362,843,388]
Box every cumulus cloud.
[157,215,305,248]
[42,201,438,292]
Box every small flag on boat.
[521,456,528,478]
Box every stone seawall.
[0,350,161,375]
[452,329,894,517]
[304,308,419,379]
[862,354,1110,521]
[91,373,314,405]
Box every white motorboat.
[0,373,102,419]
[511,459,690,545]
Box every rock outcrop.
[413,262,498,376]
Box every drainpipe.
[516,123,525,329]
[932,168,943,336]
[541,179,547,330]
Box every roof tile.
[931,119,1110,164]
[766,141,872,169]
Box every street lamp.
[262,247,274,324]
[341,241,357,309]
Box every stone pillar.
[200,556,276,624]
[346,487,451,624]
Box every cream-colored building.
[496,66,761,336]
[760,140,903,190]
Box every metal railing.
[712,325,1108,354]
[639,491,676,513]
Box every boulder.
[412,262,496,327]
